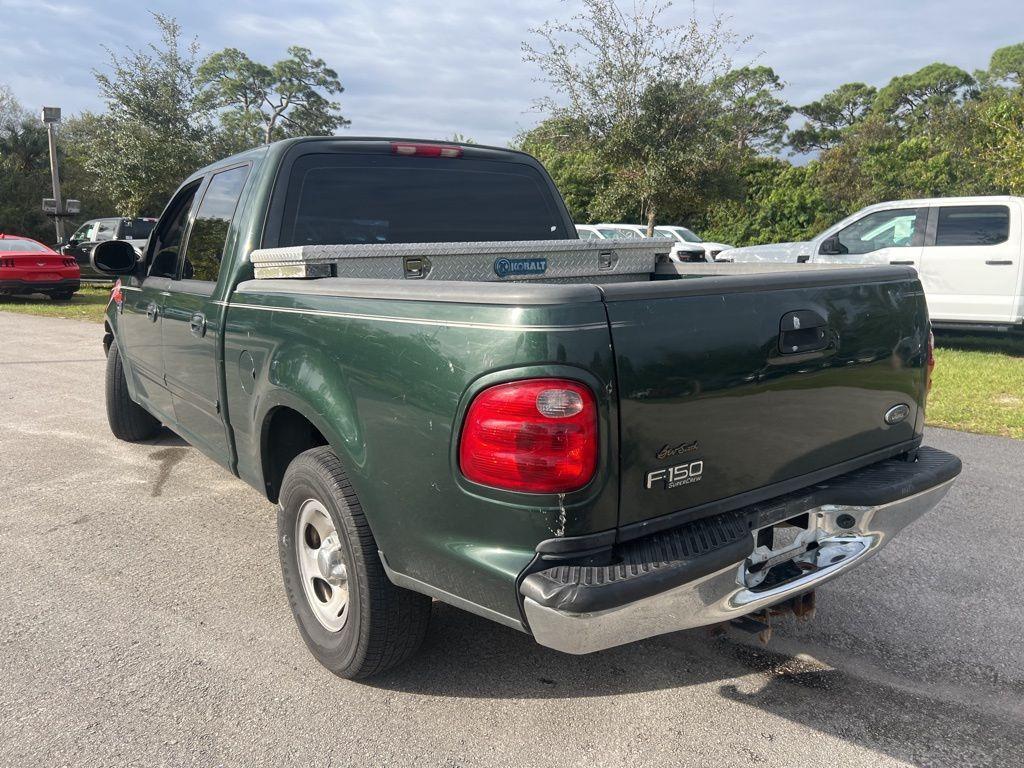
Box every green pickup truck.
[92,137,961,679]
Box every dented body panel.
[222,283,619,620]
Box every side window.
[830,208,920,255]
[149,183,201,278]
[180,165,249,282]
[71,222,96,242]
[577,228,598,240]
[934,205,1009,246]
[94,220,116,241]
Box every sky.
[2,0,1023,147]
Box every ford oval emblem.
[884,403,911,425]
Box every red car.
[0,233,80,300]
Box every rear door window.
[278,153,569,246]
[180,165,249,282]
[934,205,1009,246]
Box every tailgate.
[603,266,930,529]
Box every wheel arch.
[260,402,331,503]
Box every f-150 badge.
[646,460,703,490]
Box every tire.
[278,446,432,679]
[105,343,160,441]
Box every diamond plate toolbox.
[249,239,668,282]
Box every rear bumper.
[521,446,961,654]
[0,278,80,295]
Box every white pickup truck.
[718,196,1024,333]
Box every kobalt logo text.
[646,461,704,490]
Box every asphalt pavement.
[1,311,1022,768]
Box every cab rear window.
[278,153,569,246]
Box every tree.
[989,42,1024,88]
[522,0,740,233]
[789,82,876,153]
[701,157,832,246]
[0,89,54,242]
[873,63,975,126]
[78,13,215,215]
[712,66,792,152]
[199,46,348,152]
[517,118,609,222]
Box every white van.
[719,196,1024,332]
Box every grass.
[0,283,112,323]
[929,332,1024,439]
[1,283,1020,438]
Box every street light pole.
[41,106,65,245]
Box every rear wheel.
[278,446,432,679]
[105,343,160,441]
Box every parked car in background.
[591,224,642,240]
[0,233,80,300]
[575,224,608,240]
[62,217,157,279]
[596,223,647,239]
[717,196,1024,333]
[654,225,733,261]
[596,223,729,262]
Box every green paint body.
[106,138,930,626]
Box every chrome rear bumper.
[523,478,954,655]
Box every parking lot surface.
[1,311,1022,768]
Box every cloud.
[1,0,1022,145]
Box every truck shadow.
[366,603,1021,767]
[142,428,190,497]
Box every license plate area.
[744,513,820,591]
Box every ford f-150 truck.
[92,137,961,679]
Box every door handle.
[985,260,1013,266]
[146,302,159,322]
[189,312,207,338]
[779,310,829,354]
[889,260,915,265]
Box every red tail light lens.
[459,378,598,494]
[391,141,463,158]
[926,329,936,392]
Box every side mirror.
[92,239,139,275]
[818,235,844,256]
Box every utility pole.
[41,106,65,245]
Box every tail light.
[0,258,12,268]
[458,378,598,494]
[926,329,936,392]
[391,141,463,158]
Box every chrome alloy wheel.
[296,499,350,632]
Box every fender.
[103,312,143,404]
[246,341,367,499]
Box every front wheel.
[278,446,432,679]
[105,343,160,441]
